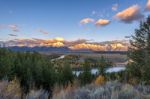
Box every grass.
[52,81,150,99]
[0,80,150,99]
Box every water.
[106,66,126,73]
[73,66,126,76]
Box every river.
[73,66,126,76]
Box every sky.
[0,0,150,42]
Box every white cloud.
[38,29,49,34]
[8,24,20,32]
[114,4,144,23]
[80,18,94,24]
[8,34,17,36]
[146,0,150,10]
[95,19,111,26]
[112,4,118,11]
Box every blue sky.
[0,0,149,41]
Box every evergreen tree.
[79,60,92,85]
[127,16,150,84]
[98,56,111,76]
[0,49,14,79]
[61,63,74,86]
[41,60,56,99]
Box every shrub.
[6,78,21,97]
[52,82,150,99]
[95,75,105,85]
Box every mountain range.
[0,38,129,53]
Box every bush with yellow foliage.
[95,75,106,85]
[6,77,21,96]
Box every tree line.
[0,49,74,99]
[0,48,112,99]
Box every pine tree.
[61,63,74,87]
[127,16,150,84]
[141,17,150,84]
[79,60,93,85]
[98,56,111,76]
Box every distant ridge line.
[4,46,128,54]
